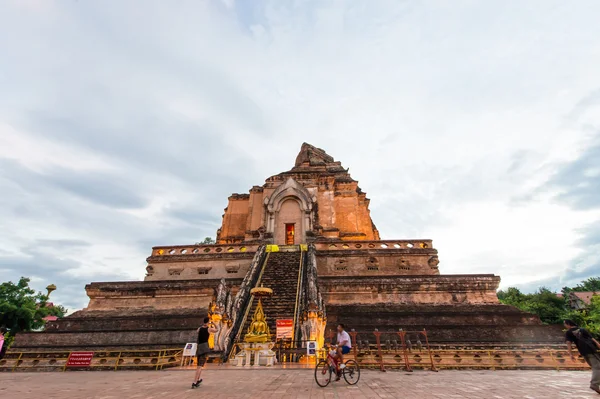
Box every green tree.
[201,237,215,245]
[571,277,600,292]
[497,287,527,307]
[498,287,567,324]
[498,277,600,338]
[521,287,565,325]
[0,277,66,337]
[587,296,600,333]
[565,295,600,337]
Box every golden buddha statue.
[244,299,271,343]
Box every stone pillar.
[253,347,260,367]
[304,210,311,242]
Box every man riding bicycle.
[334,323,352,379]
[316,324,360,387]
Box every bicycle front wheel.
[315,360,332,387]
[343,360,360,385]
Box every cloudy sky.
[1,0,599,311]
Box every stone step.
[241,251,303,338]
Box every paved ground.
[0,368,597,399]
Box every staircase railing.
[292,247,307,347]
[294,243,327,350]
[222,245,268,361]
[232,252,270,345]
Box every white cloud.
[0,123,115,172]
[1,0,600,309]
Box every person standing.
[0,328,6,360]
[191,317,217,389]
[564,319,600,394]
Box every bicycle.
[314,345,360,387]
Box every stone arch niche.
[264,178,315,245]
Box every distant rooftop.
[571,291,598,305]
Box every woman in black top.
[192,317,217,388]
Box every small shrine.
[232,286,277,366]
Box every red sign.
[66,351,94,367]
[276,319,293,339]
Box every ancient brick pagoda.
[13,143,561,354]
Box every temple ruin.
[13,143,562,357]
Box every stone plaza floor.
[0,367,597,399]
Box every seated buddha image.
[244,301,271,343]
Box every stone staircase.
[241,251,302,338]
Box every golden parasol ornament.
[250,286,273,297]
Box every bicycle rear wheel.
[315,360,332,387]
[343,360,360,385]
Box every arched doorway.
[276,198,304,245]
[265,178,315,245]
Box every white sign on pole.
[307,341,317,356]
[183,343,197,357]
